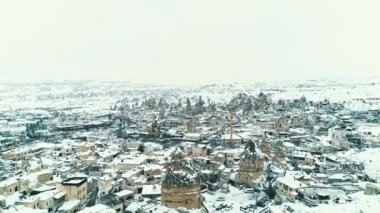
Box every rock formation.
[161,148,202,209]
[238,140,264,187]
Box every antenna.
[229,109,234,144]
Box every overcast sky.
[1,1,379,84]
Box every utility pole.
[229,109,234,144]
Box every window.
[283,185,289,191]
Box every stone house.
[35,170,54,184]
[56,177,87,202]
[38,190,55,210]
[276,173,307,202]
[98,175,113,196]
[0,177,29,196]
[15,196,40,209]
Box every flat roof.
[61,177,87,186]
[114,189,134,197]
[278,175,307,189]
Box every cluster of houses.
[0,87,380,213]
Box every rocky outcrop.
[161,148,202,209]
[238,140,264,187]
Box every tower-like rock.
[161,148,202,209]
[238,140,264,187]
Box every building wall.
[184,146,208,157]
[79,151,92,160]
[2,147,45,160]
[98,179,113,195]
[112,203,123,212]
[191,147,207,157]
[2,150,27,160]
[258,121,275,130]
[145,169,161,180]
[224,151,240,161]
[38,197,54,209]
[58,182,87,202]
[17,199,40,209]
[37,173,53,184]
[331,130,349,150]
[221,138,242,145]
[304,157,315,166]
[0,179,29,196]
[276,181,297,201]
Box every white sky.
[0,0,379,84]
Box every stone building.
[0,177,29,196]
[161,149,202,209]
[15,196,40,209]
[56,177,87,202]
[238,140,264,187]
[35,170,54,184]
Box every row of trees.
[185,96,206,114]
[133,95,212,115]
[26,120,47,138]
[142,97,170,110]
[228,92,271,114]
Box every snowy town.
[0,79,379,213]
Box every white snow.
[58,199,80,211]
[338,148,380,182]
[78,204,116,213]
[270,191,380,213]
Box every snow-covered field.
[1,78,380,113]
[203,186,254,212]
[338,148,380,182]
[270,191,380,213]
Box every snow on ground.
[356,124,380,136]
[3,206,48,213]
[4,192,21,207]
[203,186,257,212]
[270,191,380,213]
[155,205,201,213]
[337,148,380,182]
[129,186,256,213]
[269,78,380,111]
